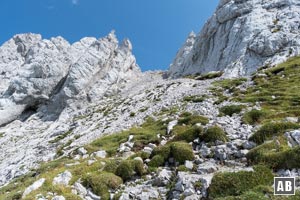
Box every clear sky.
[0,0,219,71]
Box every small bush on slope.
[172,125,203,142]
[82,172,123,200]
[219,105,244,116]
[151,141,194,166]
[249,122,300,144]
[242,109,268,125]
[177,114,209,126]
[199,125,228,143]
[208,165,273,198]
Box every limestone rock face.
[0,31,141,126]
[168,0,300,78]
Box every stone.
[184,188,196,197]
[285,117,299,123]
[185,160,194,170]
[175,181,185,192]
[22,178,45,198]
[74,182,87,196]
[197,161,218,174]
[153,169,173,186]
[94,150,107,158]
[167,120,178,134]
[52,196,65,200]
[77,147,87,156]
[128,135,134,142]
[199,145,211,158]
[242,141,256,150]
[87,190,101,200]
[143,146,153,154]
[87,160,96,166]
[215,149,227,161]
[133,157,144,163]
[53,170,72,186]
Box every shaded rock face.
[0,31,141,125]
[168,0,300,78]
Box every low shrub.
[183,95,205,103]
[103,159,120,174]
[208,165,273,198]
[151,141,194,165]
[170,142,194,164]
[195,71,223,80]
[115,160,134,181]
[132,159,145,176]
[152,145,171,160]
[178,115,209,126]
[219,105,244,116]
[173,126,203,142]
[82,172,123,199]
[247,144,300,170]
[148,155,165,167]
[242,109,267,125]
[249,122,300,144]
[199,126,228,143]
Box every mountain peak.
[168,0,300,78]
[0,32,141,126]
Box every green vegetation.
[49,130,73,144]
[82,172,123,199]
[209,165,273,198]
[199,125,228,144]
[115,160,135,181]
[148,155,165,167]
[213,78,247,92]
[219,105,244,116]
[195,71,223,80]
[177,113,209,126]
[177,165,189,172]
[183,95,206,103]
[172,126,203,142]
[242,109,268,125]
[129,112,135,117]
[215,184,300,200]
[171,142,194,164]
[235,56,300,120]
[151,141,194,166]
[115,159,145,181]
[249,122,300,144]
[86,117,168,156]
[247,136,300,170]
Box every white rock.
[87,190,101,200]
[167,120,178,134]
[185,160,194,170]
[22,178,45,198]
[52,196,65,200]
[94,150,107,158]
[197,161,218,174]
[53,170,72,186]
[77,147,87,156]
[74,182,87,196]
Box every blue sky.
[0,0,219,71]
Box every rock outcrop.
[168,0,300,78]
[0,31,141,126]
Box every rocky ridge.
[168,0,300,78]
